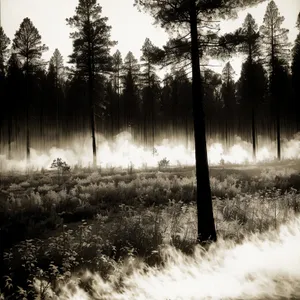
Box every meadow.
[1,160,300,299]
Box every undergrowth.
[1,166,300,298]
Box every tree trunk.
[225,118,228,150]
[277,110,281,160]
[88,46,97,167]
[26,63,30,162]
[189,0,216,244]
[117,67,121,133]
[8,115,12,160]
[186,116,189,150]
[26,103,30,161]
[40,98,44,145]
[151,86,155,156]
[251,107,256,161]
[89,77,97,168]
[270,25,281,161]
[56,76,60,148]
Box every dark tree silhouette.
[239,13,261,62]
[111,50,123,131]
[32,68,48,141]
[0,27,10,75]
[168,68,192,147]
[160,73,173,137]
[6,54,24,158]
[121,51,141,134]
[49,49,64,85]
[237,61,267,157]
[103,79,118,136]
[135,0,268,244]
[292,12,300,129]
[12,17,48,162]
[135,0,219,243]
[221,62,236,148]
[202,69,222,141]
[0,27,10,146]
[260,0,290,160]
[140,38,160,150]
[65,70,89,134]
[237,14,266,159]
[67,0,116,167]
[48,49,65,146]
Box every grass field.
[1,161,300,299]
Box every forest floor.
[1,160,300,299]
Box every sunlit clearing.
[37,215,300,299]
[1,132,300,171]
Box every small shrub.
[158,158,170,169]
[51,158,71,184]
[51,158,71,174]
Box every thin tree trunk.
[56,76,60,148]
[117,67,120,133]
[189,0,216,244]
[88,26,97,168]
[26,63,30,162]
[251,107,256,160]
[186,117,189,149]
[40,99,44,144]
[225,118,228,150]
[151,87,155,155]
[26,103,30,161]
[90,89,97,168]
[277,110,281,160]
[8,115,12,160]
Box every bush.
[158,158,170,169]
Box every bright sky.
[1,0,300,80]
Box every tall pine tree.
[48,49,65,146]
[238,13,266,159]
[6,53,24,159]
[135,0,268,244]
[67,0,116,167]
[0,27,10,75]
[292,12,300,129]
[121,51,140,134]
[260,0,290,160]
[237,61,267,154]
[111,50,123,132]
[221,62,236,148]
[12,18,48,161]
[0,27,10,148]
[140,38,160,150]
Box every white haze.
[36,215,300,299]
[0,132,300,171]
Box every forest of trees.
[0,0,299,163]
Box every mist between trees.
[0,0,299,162]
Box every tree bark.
[189,0,217,243]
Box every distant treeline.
[0,0,299,160]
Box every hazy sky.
[1,0,300,80]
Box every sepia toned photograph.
[0,0,300,299]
